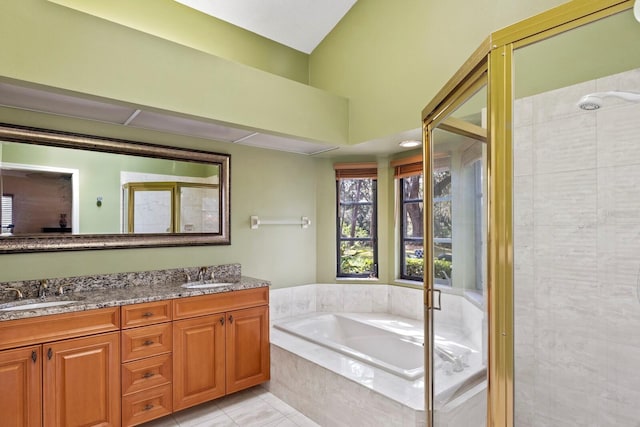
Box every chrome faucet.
[197,267,207,282]
[38,280,48,299]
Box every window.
[335,163,378,278]
[393,155,424,281]
[1,194,14,234]
[433,160,452,285]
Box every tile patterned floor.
[141,386,319,427]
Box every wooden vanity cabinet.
[0,308,120,427]
[173,314,226,411]
[120,300,173,427]
[43,332,121,427]
[0,346,42,427]
[225,305,270,394]
[172,287,270,411]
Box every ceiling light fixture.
[399,140,421,148]
[635,0,640,23]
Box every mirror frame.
[0,123,230,253]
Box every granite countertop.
[0,275,270,322]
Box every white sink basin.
[181,282,234,289]
[0,300,79,311]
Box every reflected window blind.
[1,195,13,227]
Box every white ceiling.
[174,0,358,54]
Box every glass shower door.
[426,85,488,426]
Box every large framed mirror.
[0,123,230,253]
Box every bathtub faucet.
[436,346,465,373]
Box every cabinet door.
[0,346,41,427]
[173,314,226,411]
[43,332,120,427]
[225,305,270,394]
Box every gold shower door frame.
[421,1,634,425]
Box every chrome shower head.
[578,91,640,110]
[577,94,602,110]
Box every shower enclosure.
[422,1,640,425]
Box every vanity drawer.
[121,300,172,329]
[122,383,172,427]
[173,287,269,320]
[121,323,172,362]
[122,354,172,396]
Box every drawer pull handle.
[31,351,37,363]
[143,403,154,411]
[142,312,154,318]
[142,372,154,379]
[228,315,233,324]
[143,340,154,346]
[47,348,53,360]
[220,316,225,326]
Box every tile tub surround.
[0,263,270,321]
[268,284,486,427]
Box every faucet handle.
[56,284,70,296]
[184,269,192,282]
[6,288,23,300]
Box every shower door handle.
[427,288,442,310]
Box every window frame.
[335,166,378,279]
[399,173,424,282]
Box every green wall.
[309,0,568,144]
[47,0,310,84]
[0,0,581,289]
[0,0,348,146]
[0,108,317,288]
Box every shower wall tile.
[595,67,640,95]
[514,175,533,228]
[533,169,596,227]
[514,96,534,128]
[513,124,533,177]
[598,223,640,346]
[598,163,640,225]
[532,225,597,285]
[533,114,597,175]
[532,80,595,124]
[515,67,640,426]
[597,102,640,168]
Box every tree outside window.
[336,177,377,277]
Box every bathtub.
[274,312,424,380]
[267,284,487,426]
[273,311,485,409]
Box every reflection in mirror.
[0,123,230,252]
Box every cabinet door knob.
[143,403,154,411]
[143,340,154,346]
[142,372,154,379]
[220,316,225,326]
[228,315,233,324]
[31,350,37,363]
[47,348,53,360]
[142,312,154,318]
